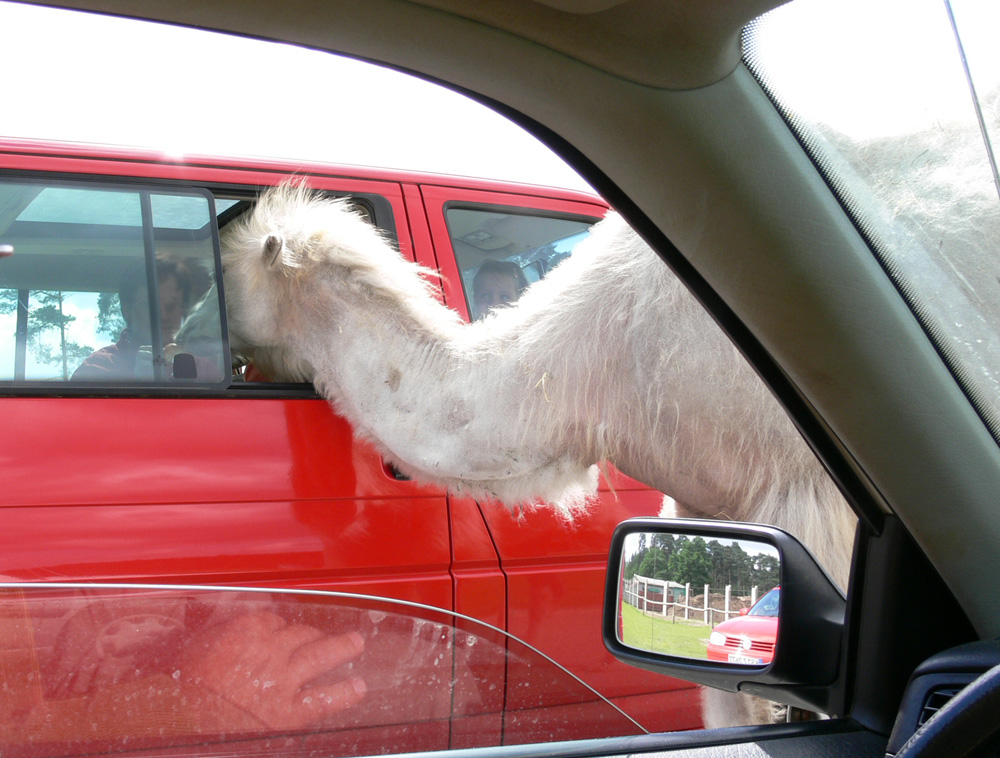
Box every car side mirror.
[603,518,848,716]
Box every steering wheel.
[895,663,1000,757]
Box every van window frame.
[440,201,603,322]
[0,171,401,398]
[0,172,229,395]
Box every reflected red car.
[705,587,779,665]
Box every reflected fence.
[622,575,761,626]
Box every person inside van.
[471,259,529,320]
[72,256,205,381]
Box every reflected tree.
[0,289,94,379]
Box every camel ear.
[263,235,285,269]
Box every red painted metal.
[0,138,703,736]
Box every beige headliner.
[406,0,782,87]
[30,0,784,89]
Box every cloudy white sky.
[0,1,593,192]
[752,0,1000,140]
[2,0,997,184]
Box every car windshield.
[744,0,1000,439]
[747,588,780,617]
[0,584,639,755]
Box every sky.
[0,1,593,192]
[3,0,998,185]
[751,0,1000,140]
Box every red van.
[0,137,701,744]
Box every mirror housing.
[604,518,847,715]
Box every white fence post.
[626,578,773,624]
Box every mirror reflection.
[618,531,780,665]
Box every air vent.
[917,685,966,726]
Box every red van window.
[445,206,596,321]
[0,180,226,386]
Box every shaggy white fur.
[182,94,999,728]
[212,183,856,582]
[183,181,858,730]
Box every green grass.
[619,601,711,659]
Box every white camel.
[181,90,999,726]
[214,183,856,586]
[192,182,857,730]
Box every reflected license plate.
[727,653,764,665]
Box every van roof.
[0,136,605,205]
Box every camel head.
[217,184,378,344]
[219,228,295,351]
[216,184,328,350]
[212,181,456,382]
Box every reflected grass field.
[620,602,711,659]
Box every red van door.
[0,167,454,609]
